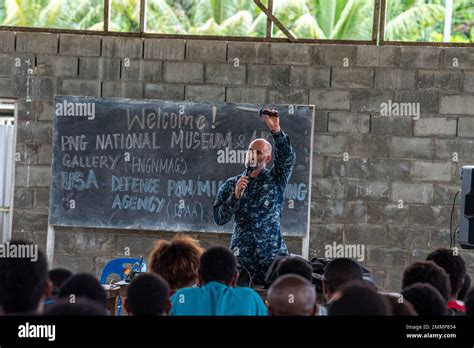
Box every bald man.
[213,110,296,285]
[267,274,318,316]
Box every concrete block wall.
[2,30,474,291]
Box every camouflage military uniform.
[213,130,296,285]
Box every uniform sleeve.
[213,178,238,226]
[270,130,296,189]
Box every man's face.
[247,139,272,170]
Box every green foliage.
[0,0,472,42]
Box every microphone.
[239,166,253,199]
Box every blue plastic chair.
[100,257,147,315]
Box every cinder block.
[416,70,462,91]
[458,117,474,138]
[225,86,266,103]
[12,209,48,232]
[186,40,227,62]
[368,159,410,181]
[289,66,330,88]
[311,155,325,177]
[346,134,389,157]
[392,182,433,204]
[122,60,162,82]
[327,158,369,178]
[374,68,415,90]
[318,45,357,67]
[314,110,328,133]
[76,232,117,255]
[144,39,185,60]
[331,68,374,88]
[387,226,431,249]
[393,91,438,115]
[185,85,225,102]
[36,100,54,121]
[144,83,184,100]
[410,161,452,182]
[15,165,52,187]
[327,112,370,133]
[79,57,121,80]
[313,135,346,155]
[16,32,58,54]
[205,63,246,85]
[16,121,52,145]
[410,205,453,226]
[366,247,410,269]
[37,56,78,77]
[102,81,143,99]
[0,76,16,98]
[227,42,269,64]
[34,187,50,209]
[440,95,474,115]
[53,254,95,274]
[312,178,346,199]
[390,137,433,159]
[163,62,204,83]
[434,139,474,161]
[102,36,143,58]
[35,77,59,99]
[465,72,474,92]
[60,79,101,97]
[310,90,350,110]
[366,203,409,225]
[0,31,15,52]
[434,183,462,204]
[400,47,441,69]
[16,99,35,121]
[54,229,76,254]
[347,180,391,202]
[345,224,387,246]
[247,65,290,87]
[370,116,413,136]
[442,47,474,69]
[14,187,34,209]
[356,46,400,67]
[269,43,314,65]
[0,54,34,75]
[267,88,308,104]
[350,90,394,113]
[312,199,367,223]
[59,34,101,56]
[414,116,457,137]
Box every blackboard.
[49,96,314,236]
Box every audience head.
[402,261,450,301]
[0,240,51,314]
[44,297,107,316]
[48,268,72,296]
[267,274,317,316]
[198,246,238,285]
[323,258,363,301]
[381,294,417,316]
[125,273,170,316]
[465,288,474,316]
[58,273,107,309]
[276,256,313,282]
[329,282,391,316]
[401,283,447,316]
[148,234,204,290]
[426,248,466,299]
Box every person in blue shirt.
[169,246,267,316]
[213,110,296,285]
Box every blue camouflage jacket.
[213,130,296,267]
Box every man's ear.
[164,299,171,316]
[44,278,54,298]
[266,154,272,164]
[230,271,239,286]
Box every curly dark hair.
[426,248,466,297]
[402,261,451,301]
[402,283,447,316]
[148,234,204,290]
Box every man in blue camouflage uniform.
[213,111,296,285]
